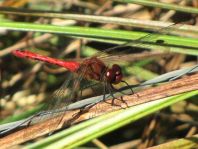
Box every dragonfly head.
[105,64,123,84]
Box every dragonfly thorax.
[79,57,122,84]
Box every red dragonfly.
[12,49,133,115]
[12,50,128,102]
[11,48,135,132]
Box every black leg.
[107,83,117,105]
[107,84,116,99]
[109,83,129,96]
[101,82,115,105]
[120,95,129,108]
[103,82,107,101]
[121,80,134,95]
[109,84,131,109]
[108,84,128,108]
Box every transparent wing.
[26,61,107,135]
[94,23,180,60]
[25,70,86,135]
[101,51,171,65]
[46,73,75,111]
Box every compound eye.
[105,65,122,84]
[112,64,121,75]
[115,75,122,84]
[112,64,123,84]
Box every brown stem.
[1,73,198,148]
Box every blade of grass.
[0,7,198,35]
[115,0,198,14]
[0,21,198,56]
[81,37,198,56]
[0,21,197,47]
[149,134,198,149]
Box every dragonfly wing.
[24,71,86,136]
[96,24,179,61]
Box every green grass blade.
[149,134,198,149]
[0,7,198,35]
[0,21,198,56]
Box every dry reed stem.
[1,73,198,148]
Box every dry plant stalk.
[1,73,198,148]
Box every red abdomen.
[12,50,80,72]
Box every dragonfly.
[9,47,139,136]
[2,23,179,136]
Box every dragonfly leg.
[121,80,134,95]
[107,83,128,108]
[107,83,117,105]
[102,82,116,105]
[120,96,129,108]
[114,87,130,96]
[116,80,139,98]
[109,84,129,108]
[102,82,108,103]
[109,83,127,96]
